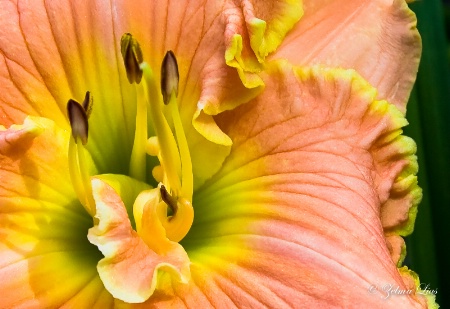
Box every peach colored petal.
[0,116,113,308]
[107,63,429,308]
[88,178,191,303]
[386,235,406,266]
[272,0,421,113]
[188,62,425,307]
[0,116,75,211]
[0,0,67,127]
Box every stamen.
[141,62,181,194]
[118,40,195,243]
[133,188,192,251]
[161,51,193,200]
[67,96,95,216]
[120,33,143,84]
[168,95,193,200]
[67,98,88,145]
[161,50,179,105]
[121,33,147,182]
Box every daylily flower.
[0,0,437,308]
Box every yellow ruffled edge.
[224,0,303,88]
[248,0,304,62]
[225,33,265,89]
[374,103,421,237]
[365,84,437,308]
[399,267,440,308]
[291,64,435,308]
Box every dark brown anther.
[82,91,93,118]
[120,33,143,84]
[161,50,179,105]
[67,99,89,145]
[160,184,178,215]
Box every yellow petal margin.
[185,61,436,308]
[223,0,303,88]
[241,0,304,62]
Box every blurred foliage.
[404,0,450,307]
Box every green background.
[404,0,450,307]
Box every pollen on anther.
[82,91,94,118]
[120,33,144,84]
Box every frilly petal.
[375,133,421,236]
[88,178,190,304]
[115,63,429,307]
[0,116,112,308]
[182,62,426,307]
[273,0,421,113]
[222,0,303,91]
